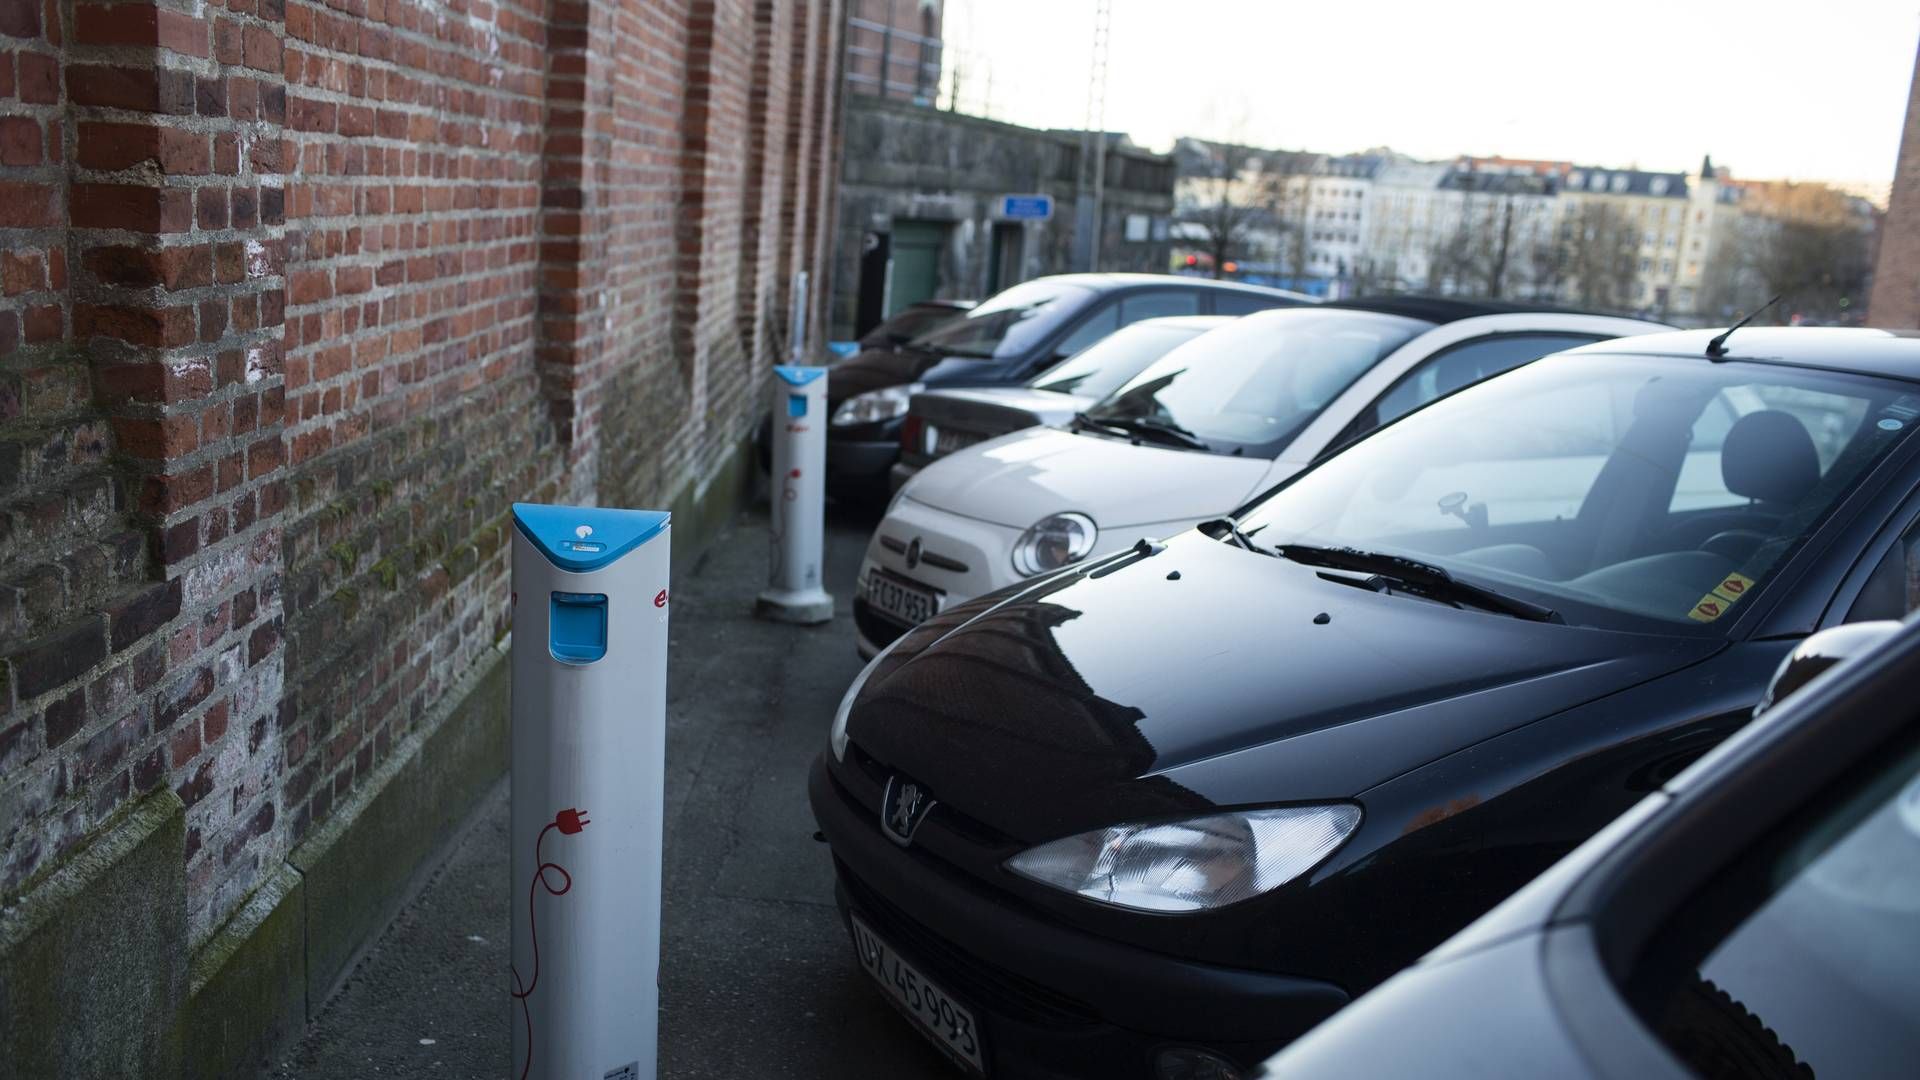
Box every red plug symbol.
[555,807,590,835]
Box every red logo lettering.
[654,589,668,608]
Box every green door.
[888,220,945,315]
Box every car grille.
[837,857,1103,1029]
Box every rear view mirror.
[1755,620,1903,716]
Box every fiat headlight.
[831,633,905,761]
[1011,513,1096,576]
[833,383,923,426]
[1005,805,1362,913]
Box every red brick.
[1,251,45,295]
[288,269,331,305]
[17,52,57,104]
[77,303,196,348]
[70,184,192,233]
[76,121,161,171]
[0,182,57,229]
[158,127,208,175]
[23,304,59,342]
[0,117,41,166]
[242,25,281,72]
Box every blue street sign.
[999,194,1053,221]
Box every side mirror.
[1755,620,1903,716]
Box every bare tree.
[1175,140,1263,279]
[1559,202,1641,311]
[1744,183,1875,323]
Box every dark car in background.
[856,298,977,351]
[811,328,1920,1078]
[826,274,1315,498]
[1260,616,1919,1080]
[893,315,1232,488]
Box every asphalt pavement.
[267,499,953,1079]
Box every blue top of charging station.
[512,503,670,573]
[773,365,827,387]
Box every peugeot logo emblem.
[905,538,922,570]
[881,776,936,846]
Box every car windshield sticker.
[1689,571,1758,622]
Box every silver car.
[891,316,1232,490]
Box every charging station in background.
[509,503,670,1080]
[757,365,833,624]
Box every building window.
[1650,177,1669,195]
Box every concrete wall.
[830,94,1175,338]
[0,0,843,1074]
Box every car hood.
[846,530,1720,845]
[914,386,1092,428]
[900,426,1274,529]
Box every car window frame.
[1820,470,1920,629]
[1533,622,1920,1080]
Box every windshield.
[1237,352,1919,633]
[908,279,1094,360]
[1031,322,1215,399]
[1084,309,1430,456]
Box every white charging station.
[509,503,670,1080]
[757,365,834,624]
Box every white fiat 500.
[852,297,1667,655]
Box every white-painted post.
[757,366,833,624]
[509,503,671,1080]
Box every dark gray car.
[1259,616,1920,1080]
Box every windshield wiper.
[1272,543,1562,623]
[1079,414,1212,451]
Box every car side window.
[1120,290,1201,323]
[1048,302,1121,360]
[1846,515,1920,622]
[1631,735,1920,1079]
[1332,333,1602,450]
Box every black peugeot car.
[1260,616,1918,1079]
[809,327,1920,1078]
[826,274,1313,498]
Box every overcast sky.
[938,0,1918,191]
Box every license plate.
[849,915,986,1074]
[866,570,938,625]
[932,426,982,458]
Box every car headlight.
[833,383,923,426]
[1010,512,1097,576]
[831,632,906,761]
[1004,805,1362,913]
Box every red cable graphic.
[511,807,590,1080]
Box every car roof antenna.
[1705,295,1782,360]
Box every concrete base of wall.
[0,436,756,1079]
[0,790,187,1080]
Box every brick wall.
[1871,36,1920,328]
[2,0,844,946]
